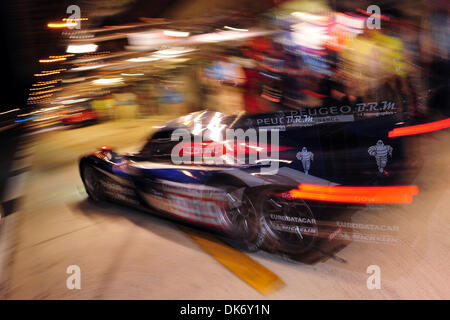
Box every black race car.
[80,105,419,259]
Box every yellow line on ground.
[185,230,285,295]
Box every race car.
[62,107,98,126]
[79,105,418,258]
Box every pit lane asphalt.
[0,118,449,299]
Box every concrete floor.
[0,118,449,299]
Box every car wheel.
[81,164,103,201]
[222,193,265,252]
[257,188,318,255]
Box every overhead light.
[62,77,85,83]
[67,44,98,53]
[291,12,329,23]
[39,57,67,63]
[127,57,160,63]
[152,47,195,58]
[163,30,190,38]
[59,98,89,105]
[92,78,124,85]
[70,64,106,71]
[0,108,19,115]
[48,21,77,28]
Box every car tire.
[255,188,318,256]
[81,164,104,201]
[221,192,266,252]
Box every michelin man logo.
[296,147,314,175]
[368,140,393,173]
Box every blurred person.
[340,26,380,102]
[340,11,412,117]
[258,40,286,110]
[91,94,115,121]
[317,59,358,107]
[373,9,427,118]
[397,18,428,118]
[280,53,304,109]
[240,51,265,114]
[203,52,246,115]
[424,1,450,116]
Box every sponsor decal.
[145,191,229,228]
[252,101,396,129]
[328,226,342,242]
[269,214,318,237]
[336,221,400,232]
[296,147,314,175]
[368,140,393,173]
[271,223,318,235]
[269,213,316,225]
[100,180,140,206]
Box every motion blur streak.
[47,22,77,28]
[288,184,419,204]
[388,118,450,137]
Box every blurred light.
[41,106,60,112]
[127,57,160,63]
[34,71,61,77]
[39,57,67,63]
[48,21,77,28]
[70,64,106,71]
[224,26,248,32]
[56,95,79,100]
[92,78,124,85]
[288,184,419,204]
[15,116,38,123]
[33,80,60,86]
[43,68,66,73]
[0,108,19,115]
[49,54,74,58]
[121,73,144,76]
[181,170,195,178]
[67,44,98,53]
[163,30,190,38]
[152,47,195,58]
[388,118,450,137]
[334,13,365,29]
[62,18,88,21]
[30,85,54,91]
[291,22,330,50]
[60,98,89,105]
[62,77,85,84]
[291,12,329,23]
[29,88,58,95]
[194,29,271,43]
[255,159,292,164]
